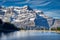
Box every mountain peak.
[23,5,33,11]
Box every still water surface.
[0,31,60,40]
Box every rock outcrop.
[0,19,20,32]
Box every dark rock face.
[0,19,20,32]
[2,22,20,30]
[27,5,33,11]
[0,6,2,9]
[34,14,49,29]
[0,10,5,15]
[0,19,3,24]
[51,19,55,26]
[52,19,60,27]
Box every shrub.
[57,27,60,30]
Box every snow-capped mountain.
[0,5,60,29]
[0,5,36,28]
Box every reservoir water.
[0,31,60,40]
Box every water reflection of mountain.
[0,31,60,40]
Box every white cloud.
[38,1,51,6]
[16,0,30,4]
[0,0,30,4]
[44,10,60,19]
[29,0,52,6]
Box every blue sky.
[0,0,60,19]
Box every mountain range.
[0,5,60,30]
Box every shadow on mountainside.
[34,13,49,30]
[0,19,20,33]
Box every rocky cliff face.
[51,19,60,28]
